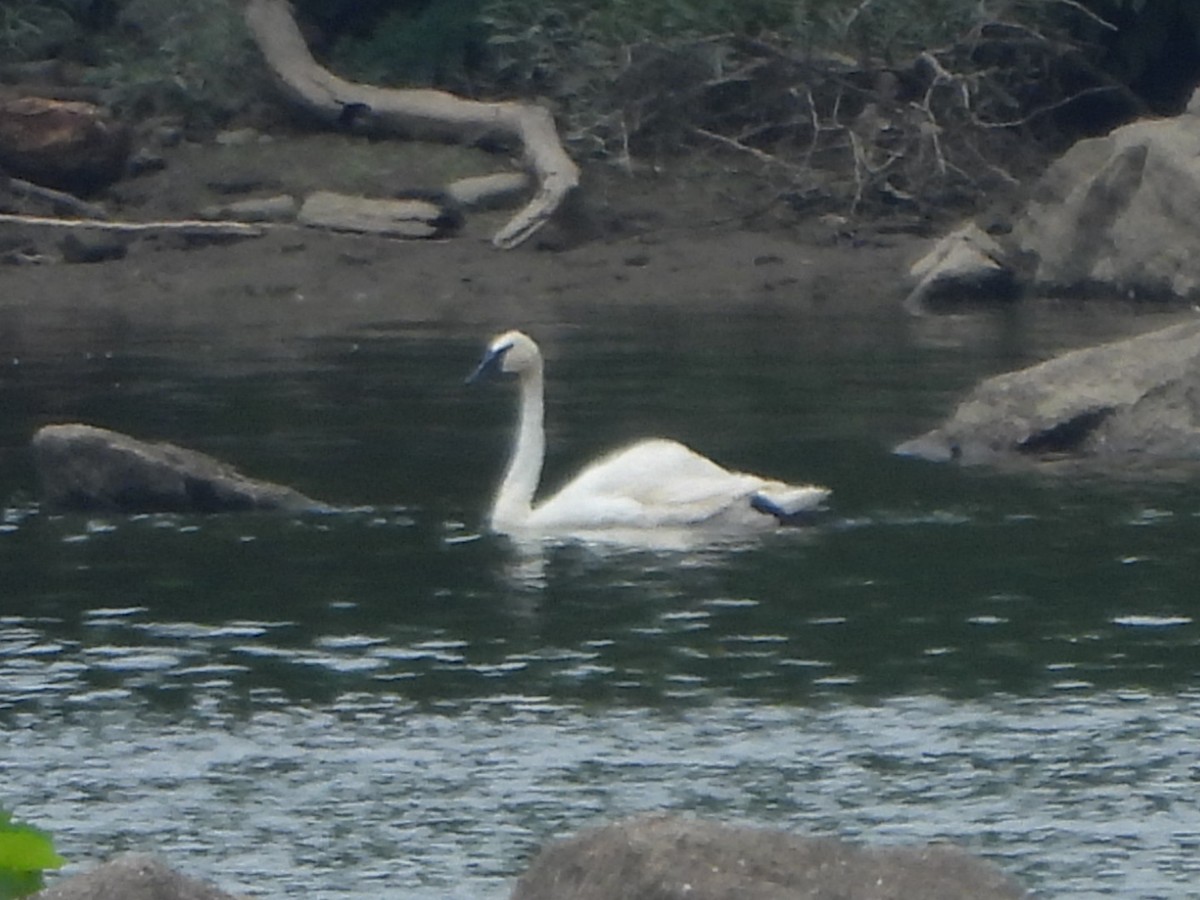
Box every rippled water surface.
[3,299,1200,898]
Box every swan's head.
[468,330,542,382]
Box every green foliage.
[87,0,263,126]
[324,0,486,89]
[0,810,64,900]
[0,0,262,128]
[0,0,83,60]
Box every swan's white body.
[471,330,829,537]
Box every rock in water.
[894,319,1200,465]
[33,853,244,900]
[32,423,323,513]
[511,815,1029,900]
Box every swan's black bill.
[466,341,513,385]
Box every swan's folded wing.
[532,439,822,528]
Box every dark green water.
[3,298,1200,898]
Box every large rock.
[32,424,323,513]
[511,815,1029,900]
[33,853,243,900]
[894,319,1200,465]
[1012,87,1200,300]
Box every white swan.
[469,330,830,537]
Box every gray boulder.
[32,423,323,513]
[33,854,244,900]
[903,223,1018,313]
[511,815,1029,900]
[894,318,1200,465]
[1012,87,1200,300]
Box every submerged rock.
[511,815,1029,900]
[33,853,244,900]
[894,319,1200,465]
[32,423,323,513]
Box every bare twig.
[976,84,1122,128]
[1045,0,1118,31]
[692,127,804,174]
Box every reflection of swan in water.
[468,330,830,538]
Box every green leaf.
[0,824,65,872]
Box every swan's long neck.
[491,363,545,530]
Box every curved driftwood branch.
[244,0,579,249]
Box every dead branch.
[243,0,579,249]
[0,213,264,237]
[1047,0,1118,31]
[4,175,109,219]
[693,127,801,173]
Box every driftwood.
[4,174,109,218]
[297,190,460,238]
[0,212,263,238]
[244,0,580,249]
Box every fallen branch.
[243,0,580,249]
[0,212,264,237]
[5,175,109,219]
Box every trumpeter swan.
[468,330,830,538]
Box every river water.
[3,293,1200,899]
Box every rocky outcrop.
[33,854,244,900]
[894,318,1200,465]
[906,87,1200,307]
[511,815,1029,900]
[1012,89,1200,300]
[32,423,323,513]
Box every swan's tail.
[749,485,830,525]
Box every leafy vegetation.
[1,0,262,128]
[0,810,64,900]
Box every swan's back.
[528,438,826,530]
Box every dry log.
[445,171,531,210]
[243,0,579,249]
[297,190,460,238]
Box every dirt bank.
[0,132,927,360]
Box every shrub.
[88,0,264,127]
